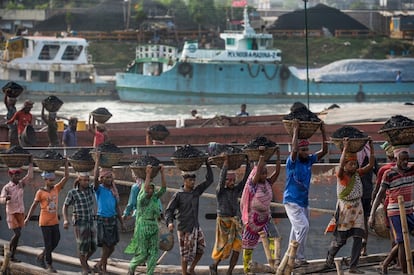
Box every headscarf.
[99,168,119,201]
[357,143,370,166]
[8,167,22,175]
[240,166,257,225]
[344,152,357,162]
[298,139,310,147]
[381,141,394,158]
[77,172,90,177]
[41,171,56,180]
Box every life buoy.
[279,65,290,80]
[178,62,192,76]
[356,91,365,102]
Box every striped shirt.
[382,166,414,217]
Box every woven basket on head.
[130,165,161,180]
[282,120,322,139]
[330,137,369,153]
[34,158,65,172]
[378,126,414,146]
[243,146,277,162]
[90,152,123,168]
[148,130,169,141]
[171,156,207,172]
[0,154,31,167]
[68,159,95,172]
[91,113,112,124]
[210,153,247,170]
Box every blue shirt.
[62,128,77,146]
[283,154,317,207]
[95,185,117,217]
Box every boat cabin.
[0,35,97,84]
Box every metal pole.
[303,0,310,108]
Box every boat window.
[62,45,83,60]
[226,38,235,46]
[39,45,59,60]
[32,70,49,82]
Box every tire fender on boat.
[178,62,193,77]
[279,65,290,80]
[356,91,365,102]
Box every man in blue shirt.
[62,117,78,147]
[283,119,327,266]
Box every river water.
[23,100,408,123]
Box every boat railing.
[135,44,177,60]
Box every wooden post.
[398,195,413,274]
[259,231,275,268]
[276,245,291,275]
[284,240,299,275]
[274,237,282,266]
[156,250,168,265]
[334,258,344,275]
[1,243,10,273]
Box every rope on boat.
[262,64,279,80]
[247,63,261,78]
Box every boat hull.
[116,62,414,104]
[0,79,117,101]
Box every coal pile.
[380,115,414,130]
[148,124,169,141]
[149,124,169,133]
[42,95,63,112]
[332,126,367,138]
[95,142,123,153]
[172,144,205,158]
[207,143,242,156]
[284,102,321,122]
[38,150,64,160]
[243,136,277,149]
[6,145,30,154]
[71,148,93,161]
[131,155,160,167]
[92,107,112,116]
[2,81,23,98]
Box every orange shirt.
[34,183,63,226]
[7,110,32,134]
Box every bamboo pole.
[0,244,10,274]
[284,240,299,275]
[259,231,275,268]
[334,258,344,275]
[276,245,291,275]
[398,195,413,274]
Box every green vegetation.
[88,36,414,73]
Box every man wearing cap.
[92,152,125,274]
[62,172,97,275]
[0,162,33,262]
[6,100,34,146]
[283,119,327,267]
[25,160,69,273]
[369,146,414,274]
[209,154,250,275]
[165,159,213,275]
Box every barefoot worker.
[209,154,250,275]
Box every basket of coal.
[68,148,95,172]
[2,81,24,98]
[90,142,123,168]
[171,144,207,172]
[130,155,161,180]
[34,150,65,172]
[90,107,112,124]
[42,95,63,112]
[378,115,414,146]
[0,146,31,167]
[282,102,322,139]
[330,126,369,153]
[147,124,170,141]
[208,143,246,170]
[242,136,277,161]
